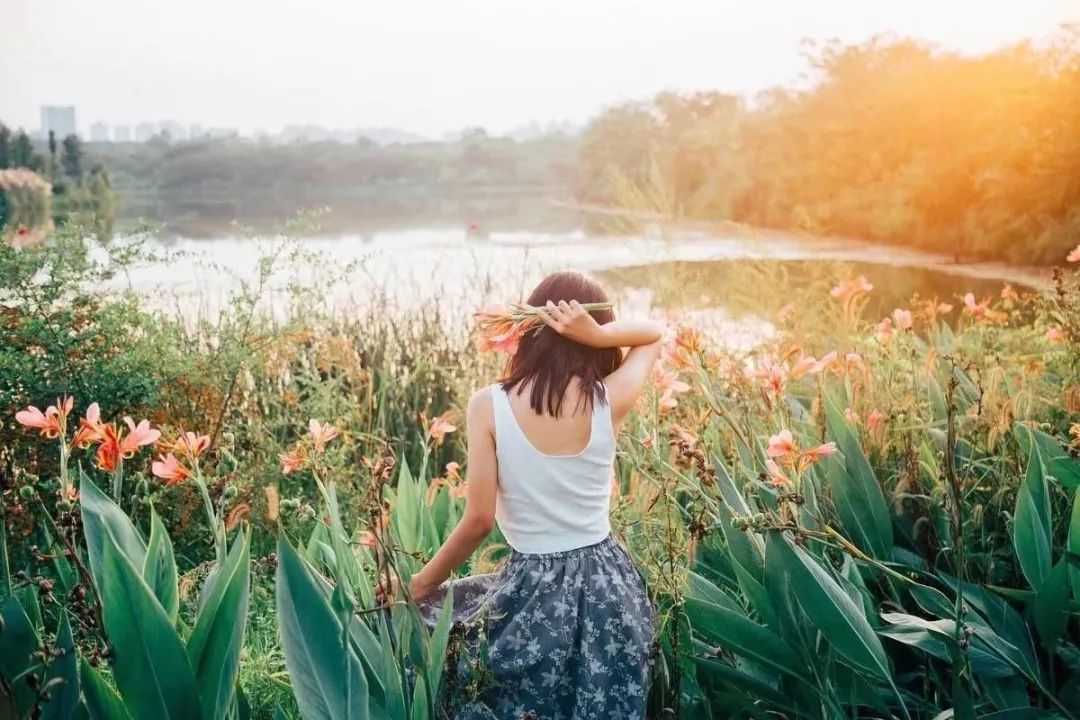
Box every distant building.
[90,122,110,142]
[40,105,77,138]
[113,125,132,142]
[135,122,158,142]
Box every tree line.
[578,33,1080,265]
[0,123,116,239]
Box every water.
[113,199,1042,347]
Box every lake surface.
[115,199,1041,347]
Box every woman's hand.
[538,300,610,347]
[374,571,439,604]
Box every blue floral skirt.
[421,535,655,720]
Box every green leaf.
[275,533,368,720]
[80,473,147,587]
[684,571,812,685]
[80,659,133,720]
[96,526,202,720]
[395,458,421,554]
[426,586,454,703]
[143,510,179,624]
[41,612,80,720]
[0,594,40,712]
[1015,423,1080,489]
[1013,443,1052,590]
[187,531,250,720]
[410,674,429,720]
[1031,559,1070,650]
[823,396,893,558]
[765,531,906,716]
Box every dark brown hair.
[500,271,622,417]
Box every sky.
[3,0,1078,138]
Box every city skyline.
[4,1,1077,138]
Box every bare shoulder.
[467,386,495,430]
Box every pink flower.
[73,402,104,448]
[1046,327,1066,344]
[15,405,62,439]
[798,442,838,471]
[767,429,798,463]
[308,419,340,452]
[875,318,895,344]
[151,453,191,486]
[752,361,786,398]
[764,459,790,487]
[789,354,819,380]
[892,308,913,331]
[280,447,306,475]
[119,417,161,458]
[962,293,989,319]
[831,276,873,319]
[812,351,839,374]
[830,276,874,303]
[867,409,887,434]
[845,352,868,376]
[173,431,211,460]
[426,410,457,446]
[653,364,691,409]
[1067,244,1080,263]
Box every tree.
[0,124,10,169]
[61,133,83,181]
[11,131,34,168]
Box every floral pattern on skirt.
[420,536,654,720]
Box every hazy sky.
[4,0,1078,137]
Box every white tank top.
[490,383,615,554]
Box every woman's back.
[490,381,614,553]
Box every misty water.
[116,197,1040,347]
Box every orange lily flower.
[152,453,191,485]
[426,410,457,446]
[280,446,306,475]
[72,402,105,448]
[173,431,211,460]
[1067,244,1080,263]
[308,419,340,452]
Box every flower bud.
[18,485,37,500]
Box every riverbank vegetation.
[579,32,1080,265]
[2,218,1079,717]
[0,123,117,242]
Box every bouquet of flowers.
[473,302,613,354]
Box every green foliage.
[580,34,1080,264]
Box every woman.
[405,271,664,720]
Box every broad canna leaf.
[41,611,80,720]
[187,531,250,720]
[395,458,422,555]
[276,533,368,720]
[80,473,147,587]
[684,572,812,686]
[0,594,40,712]
[823,396,893,559]
[1014,423,1080,490]
[96,525,202,720]
[765,531,906,716]
[143,510,179,624]
[1030,559,1070,650]
[80,659,133,720]
[1013,443,1052,590]
[426,587,454,704]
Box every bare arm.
[409,389,497,601]
[538,299,665,425]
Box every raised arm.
[408,388,498,601]
[538,300,665,425]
